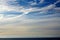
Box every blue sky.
[0,0,60,38]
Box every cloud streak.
[0,0,60,37]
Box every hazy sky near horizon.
[0,0,60,38]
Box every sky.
[0,0,60,38]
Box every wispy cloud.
[0,0,60,37]
[0,0,60,26]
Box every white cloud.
[54,0,60,5]
[39,0,44,3]
[0,0,60,23]
[0,0,60,37]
